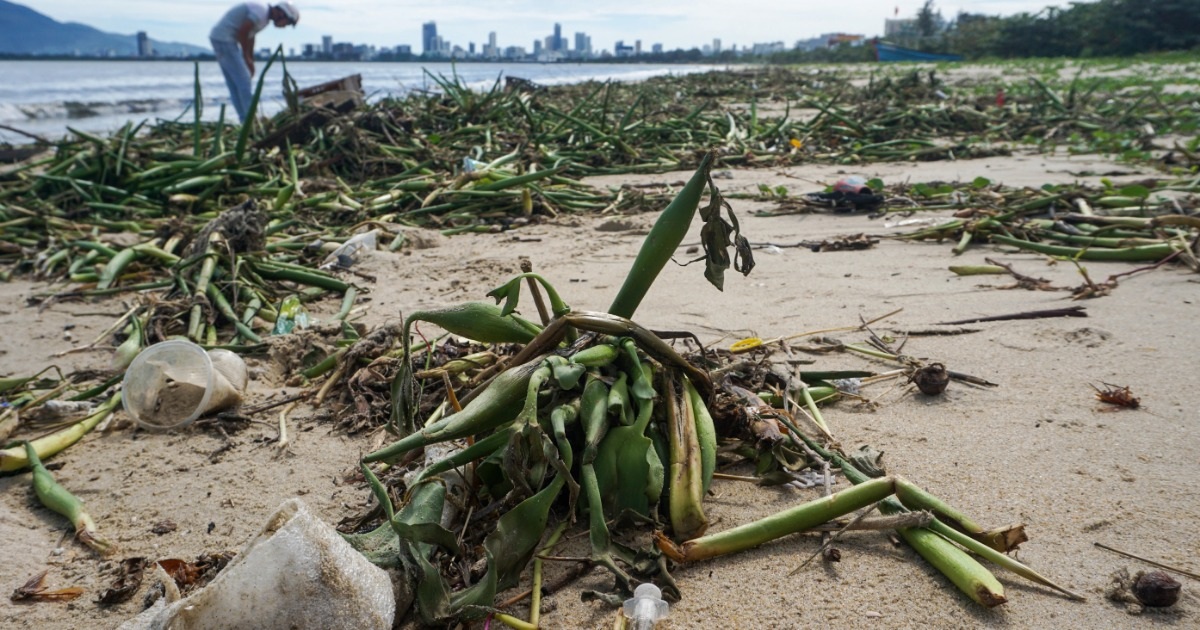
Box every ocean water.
[0,60,720,142]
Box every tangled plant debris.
[0,54,1197,627]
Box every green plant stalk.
[929,520,1085,600]
[192,62,203,157]
[658,477,894,562]
[365,359,540,463]
[235,46,282,162]
[684,377,716,494]
[530,521,568,627]
[786,425,1008,607]
[188,240,220,342]
[897,525,1006,607]
[96,247,138,290]
[991,234,1176,261]
[949,265,1006,276]
[0,393,121,473]
[23,442,113,554]
[665,372,707,541]
[608,150,714,319]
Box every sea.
[0,60,721,142]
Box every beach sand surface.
[2,148,1197,628]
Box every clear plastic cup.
[122,340,245,430]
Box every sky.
[26,1,1071,53]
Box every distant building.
[614,40,634,57]
[885,18,918,38]
[634,40,642,56]
[574,32,591,58]
[553,23,563,51]
[422,22,438,55]
[136,31,152,57]
[750,41,786,55]
[322,35,333,55]
[302,44,316,58]
[486,31,498,58]
[713,38,721,55]
[795,32,866,51]
[651,43,663,54]
[396,45,412,55]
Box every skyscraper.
[553,23,562,51]
[422,22,438,55]
[574,32,591,58]
[322,35,333,55]
[136,31,152,57]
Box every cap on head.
[275,2,300,26]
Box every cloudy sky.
[28,1,1070,52]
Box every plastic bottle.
[273,295,310,335]
[622,583,669,630]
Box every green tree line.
[767,0,1198,63]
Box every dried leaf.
[99,557,147,606]
[10,571,83,602]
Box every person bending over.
[209,2,299,122]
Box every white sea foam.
[0,60,720,139]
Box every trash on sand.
[272,295,312,334]
[623,582,669,629]
[121,340,248,430]
[119,498,395,630]
[320,229,378,270]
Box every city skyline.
[27,1,1073,54]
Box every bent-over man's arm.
[236,19,257,76]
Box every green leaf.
[1117,184,1150,198]
[866,177,885,192]
[971,176,992,189]
[485,277,523,316]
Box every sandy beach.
[2,69,1199,628]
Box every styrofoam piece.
[118,498,395,630]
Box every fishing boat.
[872,40,962,62]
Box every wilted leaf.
[99,557,147,606]
[10,571,83,602]
[849,445,887,478]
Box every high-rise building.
[713,38,722,55]
[136,31,152,57]
[634,40,642,56]
[487,31,498,57]
[651,43,663,54]
[574,32,591,57]
[422,22,438,54]
[322,35,333,55]
[553,23,563,51]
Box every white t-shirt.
[209,2,270,42]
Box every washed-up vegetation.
[0,54,1197,626]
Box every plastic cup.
[122,339,245,430]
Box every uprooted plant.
[344,150,1081,627]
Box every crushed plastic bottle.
[623,583,669,630]
[320,229,378,270]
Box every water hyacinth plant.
[348,150,1078,627]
